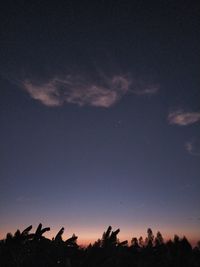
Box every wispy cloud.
[185,139,200,156]
[131,79,159,95]
[23,80,63,107]
[23,75,130,108]
[23,73,159,108]
[168,110,200,126]
[16,195,40,203]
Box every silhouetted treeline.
[0,224,200,267]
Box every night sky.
[0,0,200,245]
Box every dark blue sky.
[0,0,200,244]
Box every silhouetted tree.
[54,227,64,243]
[146,228,154,247]
[138,236,144,248]
[131,237,140,249]
[155,231,164,246]
[31,223,51,242]
[0,224,199,267]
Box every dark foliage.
[0,224,199,267]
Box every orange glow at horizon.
[0,224,199,247]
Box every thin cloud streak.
[131,79,159,95]
[185,139,200,156]
[23,74,159,108]
[168,110,200,126]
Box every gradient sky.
[0,0,200,245]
